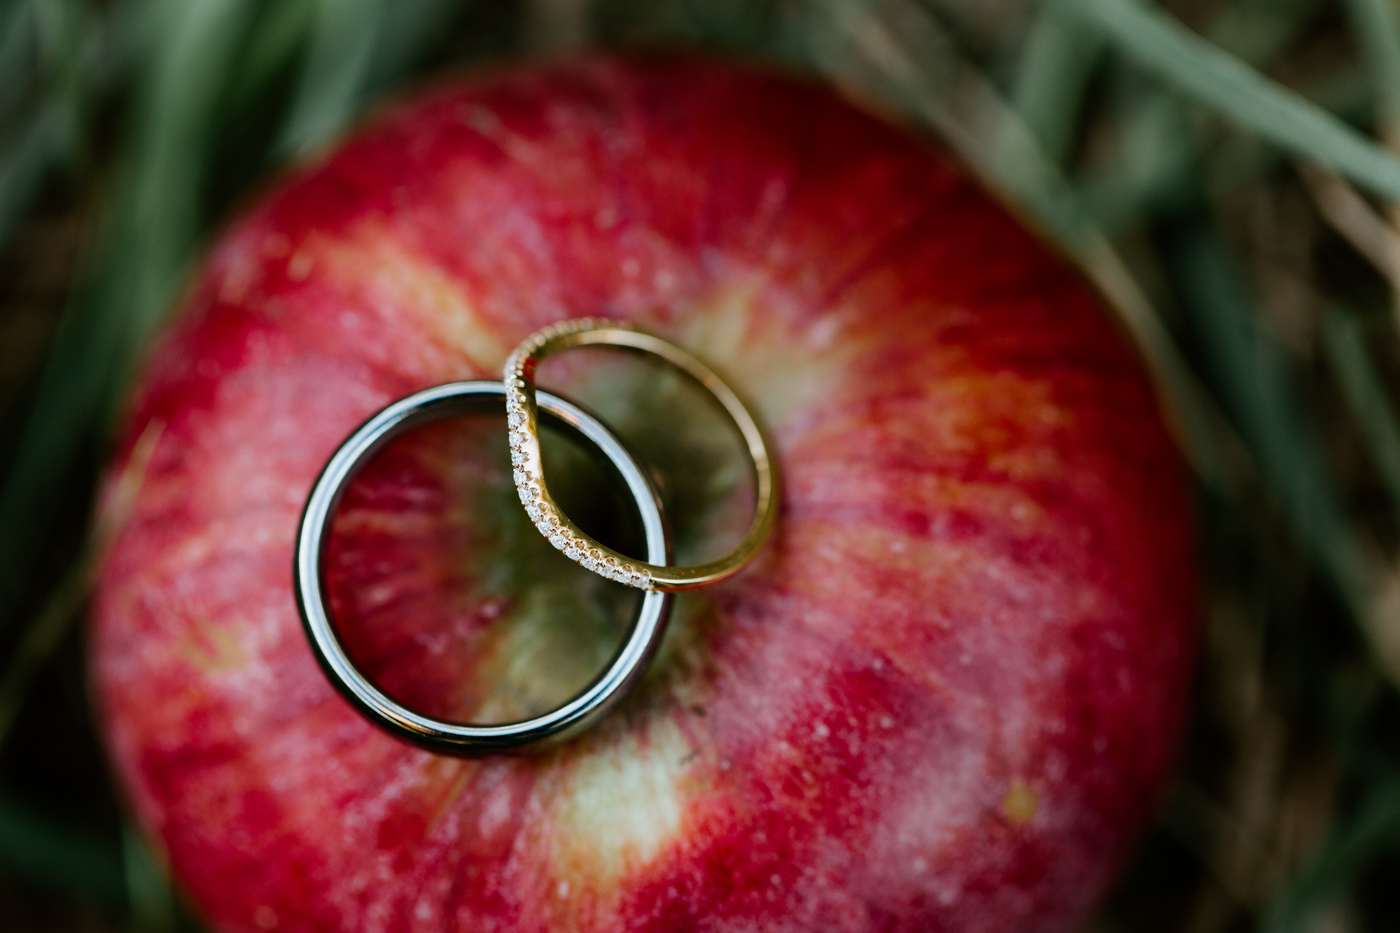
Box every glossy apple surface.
[92,57,1195,933]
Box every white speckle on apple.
[287,252,313,280]
[557,880,571,899]
[807,315,840,348]
[254,905,278,930]
[464,774,517,841]
[879,715,894,729]
[814,722,830,739]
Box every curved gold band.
[503,318,778,592]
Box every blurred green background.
[4,0,1400,929]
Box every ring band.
[503,318,778,592]
[295,381,674,754]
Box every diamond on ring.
[502,317,777,593]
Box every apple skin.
[91,56,1195,933]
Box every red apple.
[92,56,1195,933]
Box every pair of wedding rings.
[295,318,777,754]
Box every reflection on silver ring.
[294,381,673,754]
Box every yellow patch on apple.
[547,719,690,890]
[310,222,511,378]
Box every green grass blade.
[0,550,89,749]
[122,0,260,329]
[1076,0,1327,234]
[0,0,259,632]
[1061,0,1400,203]
[0,97,65,247]
[1010,2,1101,164]
[1206,0,1325,68]
[1168,222,1374,609]
[1081,65,1377,235]
[1077,92,1197,233]
[1323,311,1400,512]
[360,0,462,94]
[0,789,125,908]
[123,824,174,933]
[222,0,317,110]
[32,0,89,171]
[1261,778,1400,932]
[1343,0,1400,136]
[678,0,777,51]
[0,0,82,252]
[0,0,37,125]
[0,305,118,623]
[276,0,386,159]
[275,0,464,160]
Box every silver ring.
[294,381,673,754]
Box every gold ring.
[503,318,778,592]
